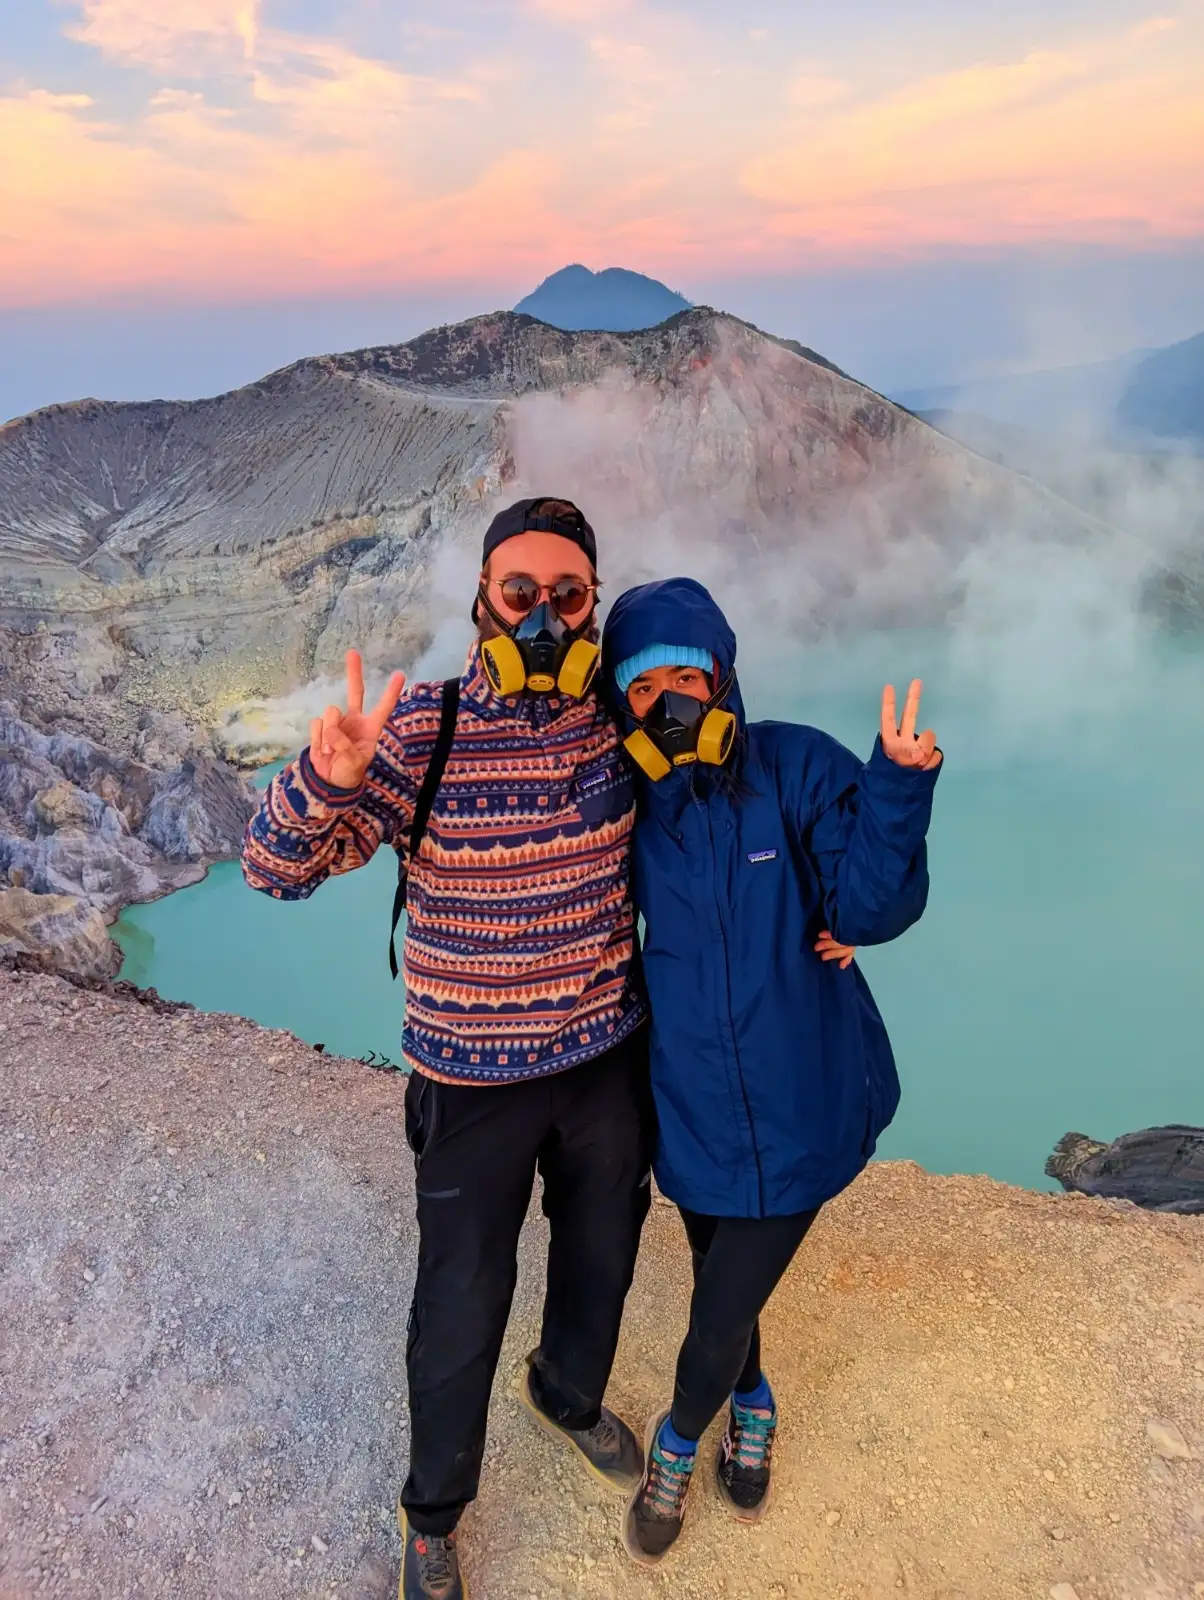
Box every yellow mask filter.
[481,633,600,699]
[557,639,601,698]
[623,728,673,781]
[696,707,736,766]
[480,634,527,697]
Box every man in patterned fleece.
[241,498,651,1600]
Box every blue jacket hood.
[602,577,746,732]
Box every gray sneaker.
[398,1507,466,1600]
[513,1349,642,1491]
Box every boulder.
[0,887,121,979]
[31,780,107,835]
[1046,1126,1204,1214]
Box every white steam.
[223,336,1202,772]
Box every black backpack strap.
[389,676,459,980]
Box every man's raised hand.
[307,649,406,791]
[880,679,942,771]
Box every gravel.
[1,961,1202,1599]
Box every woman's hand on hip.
[815,930,856,970]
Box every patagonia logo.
[747,849,778,864]
[578,772,608,792]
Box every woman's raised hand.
[880,679,942,771]
[307,649,406,791]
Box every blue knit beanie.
[613,643,714,695]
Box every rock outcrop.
[2,960,1202,1600]
[0,704,258,967]
[1047,1126,1204,1214]
[0,886,120,979]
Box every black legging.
[670,1205,821,1443]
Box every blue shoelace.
[730,1403,776,1470]
[646,1435,695,1516]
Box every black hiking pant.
[670,1205,822,1443]
[399,1027,653,1536]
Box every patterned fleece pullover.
[240,642,647,1084]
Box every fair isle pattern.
[241,642,647,1084]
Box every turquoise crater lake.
[114,626,1204,1194]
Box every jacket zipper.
[701,793,765,1214]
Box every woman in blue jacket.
[600,576,943,1567]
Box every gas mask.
[479,596,601,699]
[623,679,737,782]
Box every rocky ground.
[1,960,1201,1600]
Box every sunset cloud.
[2,1,1202,305]
[741,21,1204,254]
[64,0,259,70]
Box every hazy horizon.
[4,244,1204,426]
[4,0,1202,424]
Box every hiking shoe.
[715,1395,777,1521]
[398,1509,466,1600]
[622,1410,696,1566]
[513,1349,642,1491]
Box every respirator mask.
[476,576,601,699]
[624,677,737,782]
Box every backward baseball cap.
[480,497,597,568]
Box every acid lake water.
[114,625,1204,1193]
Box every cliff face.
[2,960,1202,1600]
[0,703,256,974]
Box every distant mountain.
[893,330,1203,450]
[892,353,1141,437]
[1117,332,1204,445]
[514,265,691,332]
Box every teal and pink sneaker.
[622,1411,697,1565]
[716,1387,777,1521]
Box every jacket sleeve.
[240,714,417,901]
[796,731,942,947]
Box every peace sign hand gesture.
[308,649,406,791]
[880,679,942,771]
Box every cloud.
[64,0,259,71]
[1132,15,1180,37]
[742,23,1204,255]
[3,1,1202,302]
[523,0,635,22]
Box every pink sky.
[2,0,1202,307]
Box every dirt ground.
[1,960,1201,1600]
